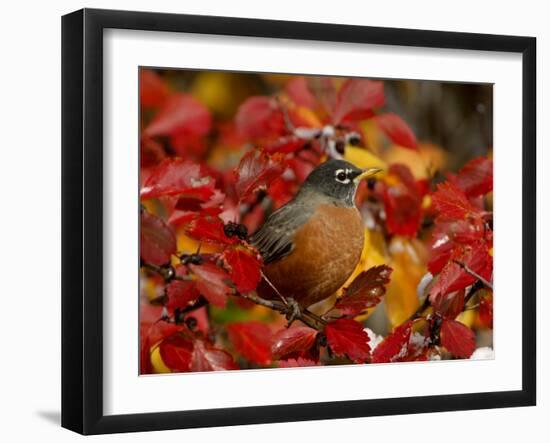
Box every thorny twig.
[452,259,493,290]
[141,261,192,282]
[240,291,327,331]
[141,259,327,331]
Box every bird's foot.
[284,297,302,327]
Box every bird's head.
[301,159,382,206]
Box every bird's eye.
[335,169,349,183]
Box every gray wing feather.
[250,201,314,264]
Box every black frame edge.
[61,8,537,435]
[89,390,534,435]
[61,9,85,434]
[521,37,537,406]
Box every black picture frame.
[62,8,537,435]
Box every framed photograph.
[61,8,536,435]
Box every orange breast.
[259,204,364,308]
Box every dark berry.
[236,224,248,240]
[181,253,203,265]
[161,265,176,282]
[224,222,236,238]
[185,316,198,330]
[225,222,248,240]
[190,254,203,265]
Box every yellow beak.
[354,167,383,182]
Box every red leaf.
[186,215,235,245]
[174,197,205,213]
[383,164,423,237]
[479,292,493,329]
[223,248,262,293]
[432,181,483,221]
[234,150,286,200]
[389,163,420,192]
[140,304,183,345]
[324,319,371,363]
[159,333,193,372]
[431,290,465,319]
[235,96,286,140]
[372,321,413,363]
[372,113,417,150]
[241,204,266,234]
[170,131,208,159]
[440,319,476,358]
[140,158,215,201]
[428,217,488,275]
[190,262,231,307]
[140,137,166,167]
[143,93,211,138]
[333,265,393,316]
[332,79,384,124]
[435,219,486,246]
[285,77,317,108]
[288,155,316,183]
[264,136,307,154]
[140,69,170,108]
[428,234,454,275]
[429,241,492,299]
[307,77,337,116]
[278,358,319,368]
[140,210,176,265]
[167,210,197,227]
[190,340,238,371]
[226,322,272,365]
[271,326,318,360]
[140,303,182,374]
[166,279,201,311]
[140,335,153,374]
[455,157,493,198]
[266,177,295,209]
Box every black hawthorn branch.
[410,294,432,321]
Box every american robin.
[251,159,381,312]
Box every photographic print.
[139,68,494,374]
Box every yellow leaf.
[422,195,432,210]
[293,105,322,128]
[457,309,476,328]
[383,142,446,179]
[190,71,258,117]
[176,231,222,255]
[150,345,171,374]
[360,119,384,153]
[344,145,387,172]
[384,237,427,327]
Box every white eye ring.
[334,169,351,184]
